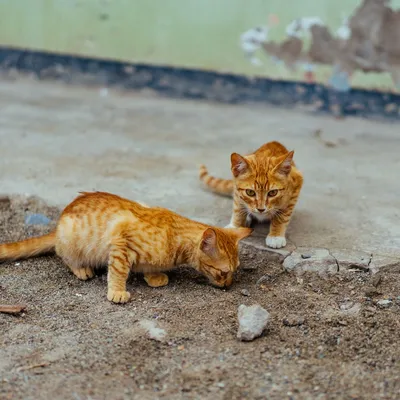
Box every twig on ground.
[0,304,26,314]
[16,362,49,372]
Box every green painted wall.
[0,0,399,90]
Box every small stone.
[371,274,382,288]
[283,315,305,327]
[340,301,354,311]
[0,195,10,206]
[25,213,51,226]
[301,253,311,259]
[237,304,270,342]
[256,274,273,285]
[240,289,250,297]
[139,319,166,341]
[365,287,382,297]
[376,299,393,308]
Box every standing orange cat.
[199,141,303,249]
[0,192,252,303]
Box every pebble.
[301,253,312,259]
[25,213,51,226]
[237,304,270,342]
[256,274,273,285]
[283,315,305,327]
[0,195,10,205]
[376,299,393,308]
[139,319,166,341]
[240,289,250,296]
[340,301,354,311]
[365,287,382,297]
[371,274,382,287]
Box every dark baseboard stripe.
[0,48,399,120]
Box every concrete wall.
[1,0,400,92]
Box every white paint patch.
[286,17,324,38]
[240,26,268,66]
[336,17,351,41]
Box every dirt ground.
[1,196,399,400]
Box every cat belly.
[134,263,173,274]
[55,219,110,268]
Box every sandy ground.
[1,196,400,400]
[0,78,400,399]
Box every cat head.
[196,227,253,288]
[230,150,295,217]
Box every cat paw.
[266,236,286,249]
[144,273,169,288]
[107,290,131,303]
[73,267,95,280]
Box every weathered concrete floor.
[0,79,399,271]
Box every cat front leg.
[107,237,137,303]
[266,207,294,249]
[265,202,295,249]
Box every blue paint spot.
[329,65,350,92]
[25,213,51,226]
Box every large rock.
[237,304,270,341]
[283,247,338,274]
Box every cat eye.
[268,189,278,197]
[245,189,256,197]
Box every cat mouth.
[212,281,231,289]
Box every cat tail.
[0,232,56,262]
[199,164,233,197]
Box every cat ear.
[228,227,254,242]
[231,153,249,177]
[200,228,218,257]
[274,151,294,176]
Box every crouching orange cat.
[0,192,252,303]
[199,141,303,249]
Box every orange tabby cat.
[0,192,252,303]
[199,141,303,249]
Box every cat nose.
[257,208,265,213]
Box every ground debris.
[25,213,51,226]
[283,315,305,327]
[139,319,167,341]
[16,363,49,372]
[376,299,393,309]
[0,304,26,315]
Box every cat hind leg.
[144,272,169,288]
